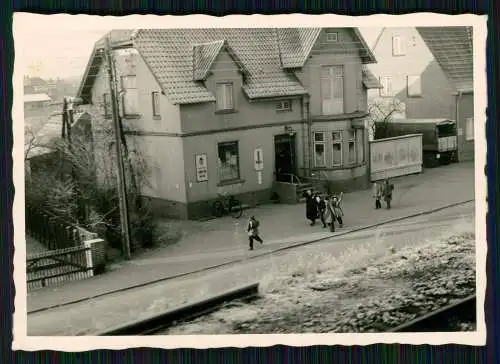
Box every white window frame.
[321,65,344,115]
[326,31,338,42]
[392,35,406,56]
[331,131,343,167]
[347,129,356,165]
[465,117,474,141]
[215,82,234,111]
[407,75,422,97]
[152,91,161,117]
[276,99,292,112]
[313,131,326,167]
[217,141,240,182]
[120,75,139,116]
[379,76,393,97]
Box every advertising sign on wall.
[370,134,423,181]
[254,148,264,171]
[195,153,208,182]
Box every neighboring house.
[416,27,474,162]
[24,76,50,94]
[364,27,473,161]
[25,110,92,180]
[77,28,381,220]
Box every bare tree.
[366,97,406,140]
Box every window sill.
[123,114,141,120]
[153,115,162,120]
[312,163,366,171]
[465,138,474,142]
[215,109,238,115]
[407,95,422,98]
[276,109,292,113]
[104,115,112,120]
[217,178,245,187]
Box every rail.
[274,172,303,185]
[389,294,476,332]
[95,282,260,335]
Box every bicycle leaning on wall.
[212,192,243,219]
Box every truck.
[369,133,423,182]
[374,118,458,168]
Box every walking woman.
[323,196,336,232]
[247,215,263,251]
[331,194,344,228]
[303,189,318,226]
[372,181,382,209]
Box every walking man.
[373,181,382,209]
[316,194,327,228]
[247,215,263,250]
[383,178,394,209]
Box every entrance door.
[274,134,297,183]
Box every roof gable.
[362,66,383,89]
[416,27,473,92]
[192,40,249,81]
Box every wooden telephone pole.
[104,36,132,260]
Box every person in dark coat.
[247,215,263,251]
[383,179,394,209]
[303,189,317,226]
[316,194,327,228]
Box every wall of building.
[457,92,475,162]
[179,50,302,134]
[294,28,364,117]
[367,27,456,120]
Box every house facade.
[77,28,381,220]
[365,27,474,162]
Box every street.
[27,201,475,336]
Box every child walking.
[247,215,263,251]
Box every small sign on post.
[254,148,264,171]
[195,153,208,182]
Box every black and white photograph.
[13,13,487,349]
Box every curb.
[28,199,474,315]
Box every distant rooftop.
[24,93,52,103]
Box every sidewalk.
[27,162,475,313]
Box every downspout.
[306,95,312,177]
[455,91,462,162]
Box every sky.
[14,13,381,80]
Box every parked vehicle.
[375,118,458,168]
[212,193,243,219]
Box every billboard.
[370,134,423,181]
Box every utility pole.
[104,36,132,260]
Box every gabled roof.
[78,28,375,105]
[24,93,52,103]
[416,27,473,93]
[362,66,383,89]
[26,111,90,159]
[192,40,249,82]
[277,28,376,68]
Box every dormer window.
[326,31,339,42]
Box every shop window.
[332,131,342,166]
[465,117,474,141]
[347,129,356,164]
[218,141,240,181]
[313,132,326,167]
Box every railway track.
[389,294,476,332]
[95,282,260,336]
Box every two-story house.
[363,27,474,162]
[76,28,380,220]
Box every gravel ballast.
[163,231,476,334]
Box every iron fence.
[25,205,95,250]
[26,245,94,292]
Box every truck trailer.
[374,118,458,168]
